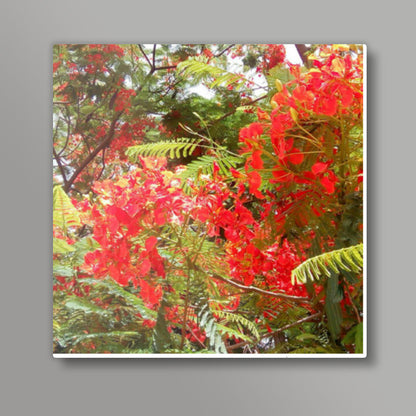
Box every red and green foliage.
[53,44,364,355]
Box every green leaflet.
[197,304,227,354]
[53,185,81,231]
[126,138,199,161]
[177,57,242,90]
[53,237,76,254]
[64,295,113,317]
[179,154,241,194]
[290,244,364,342]
[53,262,75,277]
[215,310,260,341]
[291,243,364,285]
[215,324,253,344]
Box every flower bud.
[275,78,283,92]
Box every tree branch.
[63,111,123,193]
[154,65,177,71]
[152,44,156,69]
[207,271,311,303]
[52,146,68,188]
[215,44,235,58]
[138,44,153,69]
[295,44,311,68]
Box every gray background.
[0,0,413,414]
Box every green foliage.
[53,185,80,231]
[291,243,364,285]
[215,310,260,342]
[177,57,243,90]
[53,44,364,355]
[126,138,199,160]
[53,278,157,353]
[53,237,75,254]
[342,322,363,353]
[79,278,157,320]
[197,304,227,353]
[152,298,173,353]
[179,154,242,194]
[325,292,343,340]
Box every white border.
[54,45,367,359]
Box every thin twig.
[138,45,153,69]
[215,44,235,58]
[52,146,68,188]
[206,270,311,303]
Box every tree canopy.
[53,44,365,355]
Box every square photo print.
[53,44,366,357]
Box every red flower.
[311,161,329,176]
[247,171,264,199]
[320,176,335,194]
[139,279,162,308]
[250,150,264,169]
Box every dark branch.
[154,65,177,71]
[152,44,156,69]
[215,44,235,58]
[138,44,153,69]
[96,148,107,181]
[63,111,123,193]
[295,44,311,68]
[53,147,68,188]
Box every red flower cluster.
[113,89,136,112]
[83,158,191,296]
[255,44,286,73]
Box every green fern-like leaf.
[197,304,227,354]
[53,237,76,254]
[64,295,113,318]
[177,57,243,90]
[179,154,241,194]
[126,138,199,161]
[53,185,81,231]
[291,243,364,285]
[215,310,260,341]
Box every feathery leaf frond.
[126,138,199,160]
[177,57,243,90]
[53,185,81,231]
[291,243,364,285]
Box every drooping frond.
[53,185,81,231]
[197,304,227,354]
[215,310,260,341]
[291,243,364,285]
[177,57,243,89]
[126,138,199,160]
